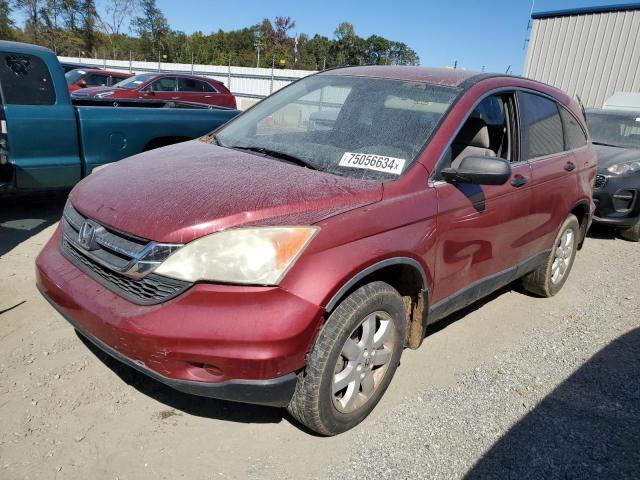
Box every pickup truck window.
[0,53,55,105]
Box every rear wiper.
[230,145,318,170]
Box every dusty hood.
[70,140,383,243]
[595,144,640,172]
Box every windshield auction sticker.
[338,152,406,175]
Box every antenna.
[523,0,536,50]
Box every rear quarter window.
[519,91,564,160]
[0,53,55,105]
[559,107,588,150]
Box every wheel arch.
[568,199,591,249]
[324,257,429,350]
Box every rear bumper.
[592,174,640,227]
[36,226,324,407]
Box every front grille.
[594,174,607,189]
[60,202,189,305]
[62,239,189,305]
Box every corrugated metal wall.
[524,9,640,108]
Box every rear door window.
[151,77,177,92]
[518,91,564,160]
[0,53,55,105]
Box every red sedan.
[71,72,237,109]
[66,68,133,92]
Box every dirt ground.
[1,194,638,480]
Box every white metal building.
[524,3,640,108]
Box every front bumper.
[592,173,640,227]
[36,226,324,407]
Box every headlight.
[607,160,640,175]
[96,91,115,98]
[154,227,318,285]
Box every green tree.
[273,15,294,44]
[14,0,41,43]
[132,0,169,60]
[0,0,16,40]
[79,0,97,55]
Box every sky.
[11,0,640,73]
[153,0,638,74]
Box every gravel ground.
[1,196,638,479]
[330,266,640,480]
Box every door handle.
[564,161,576,172]
[171,96,179,100]
[511,175,528,187]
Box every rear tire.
[287,281,407,436]
[522,214,579,297]
[618,219,640,242]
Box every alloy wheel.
[551,228,574,284]
[332,311,397,413]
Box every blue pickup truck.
[0,41,240,193]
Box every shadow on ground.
[587,223,619,240]
[0,191,68,256]
[465,327,640,479]
[77,332,286,426]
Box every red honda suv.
[36,66,596,435]
[71,72,237,109]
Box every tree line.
[0,0,420,70]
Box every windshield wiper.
[592,141,620,148]
[229,145,318,170]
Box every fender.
[324,257,428,312]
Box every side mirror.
[441,156,511,185]
[77,79,87,88]
[145,89,155,96]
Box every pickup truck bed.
[0,41,240,193]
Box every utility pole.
[254,32,264,68]
[270,56,275,93]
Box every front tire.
[618,219,640,242]
[287,281,407,436]
[522,214,579,297]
